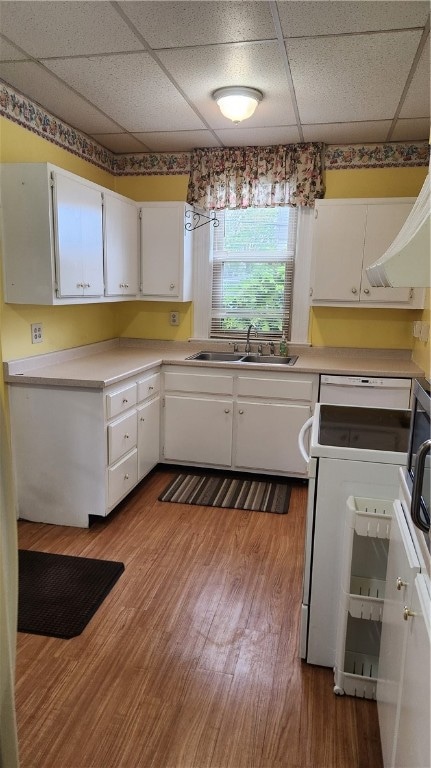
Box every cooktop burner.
[318,404,411,452]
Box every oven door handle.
[411,438,431,533]
[298,416,314,463]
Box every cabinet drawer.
[137,372,160,402]
[108,411,138,465]
[106,382,137,418]
[108,449,138,508]
[237,376,313,401]
[164,371,234,395]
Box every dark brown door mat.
[158,470,293,514]
[18,549,125,639]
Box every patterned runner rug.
[159,471,292,514]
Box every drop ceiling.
[0,0,429,154]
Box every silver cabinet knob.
[224,408,230,414]
[170,283,175,289]
[403,606,417,621]
[140,417,145,422]
[351,287,357,294]
[363,288,370,294]
[124,473,129,480]
[396,577,407,590]
[122,398,128,404]
[124,434,129,439]
[238,409,244,414]
[77,282,83,288]
[149,386,154,391]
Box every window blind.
[210,207,298,339]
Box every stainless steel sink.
[186,351,246,362]
[240,355,298,366]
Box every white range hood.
[366,170,430,288]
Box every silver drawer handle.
[396,577,407,590]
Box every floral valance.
[186,143,325,210]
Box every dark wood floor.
[16,467,383,768]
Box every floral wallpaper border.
[1,81,429,175]
[325,143,429,168]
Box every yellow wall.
[1,116,429,369]
[412,289,430,378]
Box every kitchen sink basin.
[240,355,298,366]
[186,351,246,362]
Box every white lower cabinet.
[377,500,430,768]
[164,395,233,466]
[137,397,160,479]
[235,401,310,474]
[162,366,318,476]
[8,366,161,527]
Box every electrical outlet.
[169,311,180,326]
[31,323,43,344]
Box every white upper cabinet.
[1,163,104,304]
[53,170,104,298]
[310,198,424,308]
[139,202,193,301]
[104,191,139,297]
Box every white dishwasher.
[319,374,411,408]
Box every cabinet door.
[393,574,430,768]
[140,203,191,299]
[235,401,310,474]
[104,193,139,296]
[137,397,160,480]
[377,501,421,768]
[311,204,365,301]
[53,171,104,297]
[361,204,412,303]
[163,395,233,466]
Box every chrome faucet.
[245,324,257,354]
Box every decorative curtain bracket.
[185,209,220,231]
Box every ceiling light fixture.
[212,86,263,124]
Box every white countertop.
[4,338,424,389]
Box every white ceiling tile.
[0,1,143,58]
[121,1,275,49]
[215,125,301,147]
[278,1,430,38]
[0,62,122,133]
[158,42,297,129]
[399,37,430,118]
[44,53,206,132]
[133,131,221,151]
[0,38,27,61]
[288,30,423,123]
[391,118,431,141]
[89,133,151,153]
[302,121,392,143]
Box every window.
[210,207,298,339]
